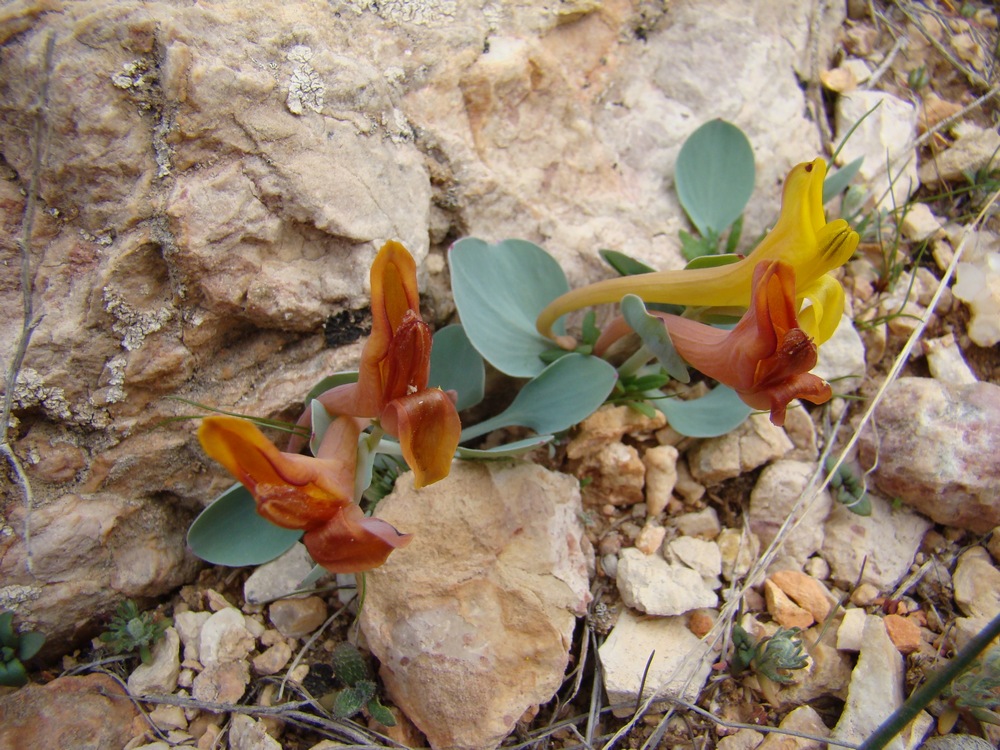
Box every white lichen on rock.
[347,0,457,25]
[102,287,171,352]
[286,45,325,115]
[0,585,41,609]
[12,368,72,421]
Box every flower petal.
[303,503,411,573]
[536,158,859,345]
[354,240,423,414]
[380,388,461,488]
[797,273,846,344]
[198,415,353,529]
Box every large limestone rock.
[858,377,1000,534]
[0,0,844,642]
[359,461,591,750]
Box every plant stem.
[859,612,1000,750]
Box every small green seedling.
[324,642,396,726]
[99,600,170,664]
[825,456,872,516]
[0,610,46,687]
[732,623,809,685]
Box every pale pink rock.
[578,441,646,507]
[268,596,327,638]
[883,614,922,655]
[688,414,793,485]
[192,661,250,705]
[858,377,1000,533]
[0,674,139,750]
[360,462,590,750]
[567,405,665,460]
[759,705,829,749]
[128,627,181,695]
[617,547,718,616]
[252,642,293,676]
[768,570,835,622]
[199,608,255,668]
[634,522,666,555]
[642,444,679,516]
[764,580,814,630]
[749,460,832,566]
[599,609,712,718]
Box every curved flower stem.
[859,612,1000,750]
[616,346,654,380]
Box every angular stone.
[599,609,712,718]
[244,543,318,605]
[749,460,832,565]
[953,546,1000,620]
[617,547,718,616]
[0,674,139,750]
[667,537,722,580]
[192,660,250,705]
[199,608,255,668]
[812,315,867,395]
[718,527,760,582]
[835,90,918,208]
[360,462,590,750]
[268,596,327,638]
[128,626,181,695]
[229,714,281,750]
[858,378,1000,533]
[764,579,814,630]
[643,444,679,516]
[578,441,646,506]
[760,705,829,749]
[688,414,793,485]
[883,614,922,655]
[173,610,211,662]
[252,641,293,676]
[832,616,904,748]
[822,493,931,589]
[673,507,721,540]
[768,570,834,622]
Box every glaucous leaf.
[188,483,302,566]
[620,295,690,383]
[822,156,864,204]
[456,435,554,458]
[658,384,752,438]
[428,324,486,411]
[449,238,570,377]
[459,354,617,441]
[675,119,755,237]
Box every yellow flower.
[536,158,858,345]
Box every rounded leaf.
[449,238,569,377]
[187,484,302,566]
[675,119,755,237]
[428,324,485,411]
[658,384,752,438]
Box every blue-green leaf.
[449,238,569,377]
[188,484,302,566]
[309,399,334,457]
[599,249,656,276]
[822,156,864,204]
[675,120,755,237]
[428,325,485,411]
[456,435,554,458]
[658,385,752,438]
[17,631,45,661]
[620,295,690,383]
[459,354,617,441]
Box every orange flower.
[198,415,410,573]
[597,260,831,426]
[307,240,461,487]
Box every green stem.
[617,345,653,380]
[859,611,1000,750]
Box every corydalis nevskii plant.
[536,158,859,346]
[595,260,832,426]
[198,241,461,574]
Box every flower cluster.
[198,242,460,573]
[536,158,858,424]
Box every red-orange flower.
[197,241,461,574]
[304,240,462,487]
[198,415,410,573]
[597,260,832,426]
